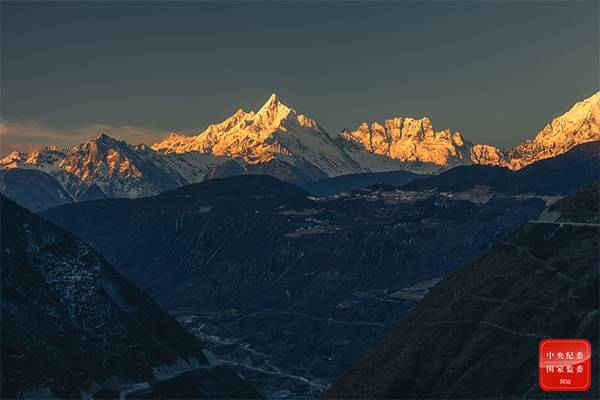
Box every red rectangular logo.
[539,339,591,391]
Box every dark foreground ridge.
[326,185,599,399]
[302,170,424,196]
[42,174,545,397]
[1,195,261,399]
[403,141,599,195]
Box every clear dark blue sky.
[1,1,598,152]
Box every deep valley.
[42,175,551,398]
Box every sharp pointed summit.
[152,94,362,182]
[264,92,280,107]
[92,132,124,147]
[255,93,292,126]
[96,132,110,140]
[3,91,598,202]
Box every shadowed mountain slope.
[0,168,74,211]
[1,195,261,399]
[302,170,424,196]
[42,174,546,397]
[326,186,599,399]
[404,141,599,195]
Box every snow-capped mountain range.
[152,93,364,180]
[1,91,598,204]
[2,134,187,200]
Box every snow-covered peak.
[151,94,360,178]
[0,151,27,169]
[337,115,502,167]
[87,132,128,149]
[153,94,304,151]
[152,132,191,154]
[507,90,600,169]
[258,92,284,113]
[254,93,292,126]
[25,147,66,170]
[561,90,600,126]
[152,94,326,153]
[1,132,188,200]
[0,146,68,173]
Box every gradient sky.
[1,1,598,155]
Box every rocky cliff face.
[326,186,599,399]
[1,195,261,399]
[0,134,187,201]
[337,117,506,169]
